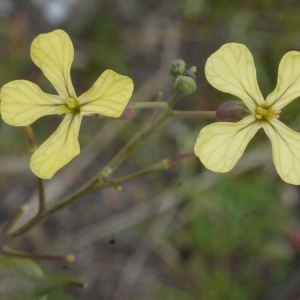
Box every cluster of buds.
[169,59,197,95]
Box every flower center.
[56,97,80,115]
[255,106,281,121]
[66,97,80,111]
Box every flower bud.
[216,101,251,122]
[173,75,197,95]
[182,69,196,81]
[98,105,134,120]
[116,105,134,120]
[169,59,185,76]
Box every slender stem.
[167,92,181,107]
[99,159,171,189]
[38,178,46,213]
[1,247,74,262]
[170,110,216,119]
[100,177,122,191]
[24,126,36,153]
[9,178,99,239]
[24,126,47,214]
[131,102,168,110]
[8,94,188,240]
[100,101,171,177]
[68,281,88,289]
[1,205,28,236]
[130,102,216,120]
[133,92,164,130]
[9,151,195,241]
[168,152,195,164]
[102,152,194,188]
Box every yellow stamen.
[66,97,79,110]
[255,106,281,120]
[256,107,268,115]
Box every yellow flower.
[194,43,300,185]
[1,30,134,179]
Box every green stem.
[2,205,28,236]
[9,178,99,239]
[8,96,176,240]
[99,159,171,189]
[8,157,168,240]
[1,247,74,262]
[131,102,168,110]
[104,152,194,188]
[100,101,171,177]
[170,110,216,119]
[167,92,181,107]
[131,102,216,120]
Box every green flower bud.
[173,75,197,95]
[169,59,185,76]
[216,100,251,122]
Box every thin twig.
[37,178,46,213]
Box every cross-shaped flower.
[0,30,134,179]
[194,43,300,185]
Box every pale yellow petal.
[30,114,82,179]
[262,119,300,185]
[265,51,300,110]
[194,116,260,172]
[0,80,63,126]
[78,70,134,117]
[30,29,76,98]
[205,43,264,111]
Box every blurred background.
[1,0,300,299]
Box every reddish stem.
[168,152,194,164]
